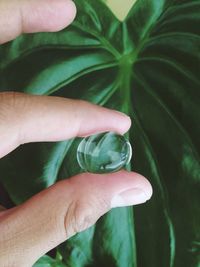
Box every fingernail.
[111,188,150,208]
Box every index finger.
[0,92,131,158]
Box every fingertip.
[66,0,77,21]
[134,173,153,200]
[105,170,153,203]
[107,110,132,135]
[118,113,132,134]
[49,0,77,31]
[73,101,132,138]
[122,170,153,200]
[23,0,77,33]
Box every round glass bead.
[77,132,132,174]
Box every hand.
[0,93,152,266]
[0,2,152,267]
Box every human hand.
[0,1,152,266]
[0,93,152,266]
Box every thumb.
[0,171,152,266]
[0,0,76,44]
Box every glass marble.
[77,132,132,174]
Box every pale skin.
[0,1,153,266]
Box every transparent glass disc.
[77,132,132,174]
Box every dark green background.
[0,0,199,266]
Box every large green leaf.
[0,0,200,266]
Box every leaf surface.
[0,0,199,266]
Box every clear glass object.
[77,132,132,174]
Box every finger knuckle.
[65,200,94,236]
[65,197,109,237]
[0,91,24,106]
[0,92,27,118]
[0,92,31,142]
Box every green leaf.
[0,0,199,267]
[33,255,65,267]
